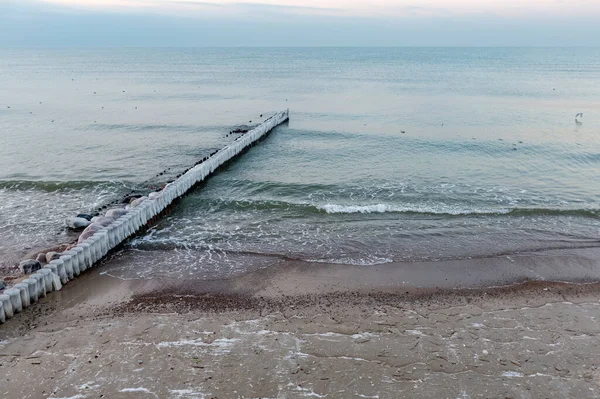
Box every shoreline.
[2,245,600,335]
[2,247,600,398]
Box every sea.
[0,47,599,280]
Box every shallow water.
[1,47,599,277]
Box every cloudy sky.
[1,0,599,46]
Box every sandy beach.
[2,248,600,399]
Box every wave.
[318,203,600,218]
[195,197,600,219]
[90,123,211,133]
[0,180,118,192]
[318,203,500,215]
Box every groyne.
[0,109,289,324]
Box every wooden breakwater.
[0,109,289,324]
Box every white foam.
[405,329,426,336]
[156,337,238,353]
[318,203,509,215]
[502,371,523,378]
[120,388,152,393]
[169,389,208,398]
[306,256,393,266]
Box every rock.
[78,223,103,243]
[76,213,93,221]
[19,260,42,275]
[105,209,128,219]
[122,195,142,204]
[130,196,147,208]
[35,253,46,264]
[65,217,91,230]
[0,280,5,291]
[90,216,115,227]
[45,252,61,263]
[148,192,161,200]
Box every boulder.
[0,280,5,291]
[45,252,61,263]
[19,259,42,275]
[78,223,103,243]
[105,208,128,219]
[90,216,115,227]
[76,213,93,221]
[130,196,147,208]
[122,195,142,204]
[35,253,46,264]
[65,218,90,230]
[65,217,91,230]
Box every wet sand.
[2,248,600,398]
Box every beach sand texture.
[2,250,600,398]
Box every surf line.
[0,109,289,324]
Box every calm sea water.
[1,48,599,279]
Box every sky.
[1,0,599,46]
